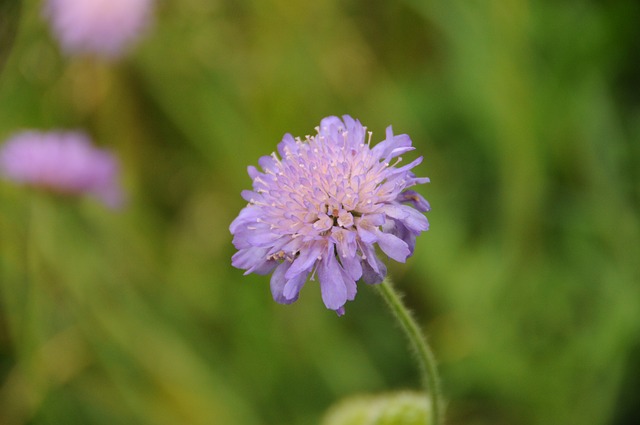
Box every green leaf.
[322,392,432,425]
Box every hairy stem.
[375,277,443,425]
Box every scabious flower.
[0,130,123,208]
[44,0,154,59]
[230,116,430,315]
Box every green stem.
[375,277,443,425]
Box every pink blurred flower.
[44,0,154,59]
[0,130,123,208]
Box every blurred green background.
[1,0,639,424]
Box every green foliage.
[0,0,21,74]
[1,1,639,425]
[321,392,430,425]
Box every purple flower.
[0,130,123,208]
[44,0,154,59]
[230,116,430,315]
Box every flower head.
[44,0,154,59]
[0,130,123,208]
[230,116,430,315]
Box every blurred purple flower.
[0,130,123,208]
[230,116,430,315]
[44,0,154,59]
